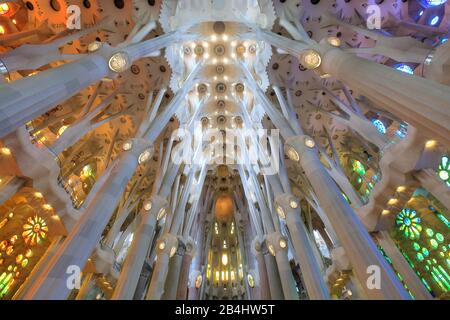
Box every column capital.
[156,233,179,257]
[265,232,289,256]
[122,138,154,165]
[284,135,317,161]
[184,236,197,257]
[251,236,265,256]
[274,193,300,221]
[142,194,168,222]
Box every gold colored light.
[1,147,11,155]
[388,198,398,205]
[0,25,5,35]
[382,210,390,215]
[34,192,43,199]
[143,201,152,211]
[299,49,322,70]
[138,149,152,164]
[247,274,255,288]
[108,52,130,73]
[396,186,406,192]
[158,241,166,251]
[157,208,166,220]
[425,140,437,149]
[289,200,298,209]
[170,246,177,257]
[42,204,52,210]
[268,244,276,256]
[304,136,316,148]
[327,37,341,47]
[286,146,300,162]
[279,238,287,249]
[222,253,228,266]
[88,41,102,52]
[276,205,286,219]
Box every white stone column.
[176,239,196,300]
[265,232,299,300]
[162,243,185,300]
[318,46,450,145]
[112,195,168,300]
[284,135,411,299]
[0,32,184,138]
[0,53,110,137]
[252,238,271,299]
[274,193,330,299]
[23,140,154,300]
[146,233,179,300]
[261,243,284,300]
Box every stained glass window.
[437,156,450,186]
[22,216,48,246]
[396,208,422,239]
[352,160,366,176]
[372,119,386,134]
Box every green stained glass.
[396,208,422,239]
[430,239,439,249]
[429,205,450,228]
[352,160,366,176]
[442,246,447,252]
[440,252,445,258]
[426,228,434,237]
[421,278,432,293]
[437,156,450,185]
[436,233,444,243]
[422,248,429,257]
[447,259,450,267]
[416,252,424,261]
[413,242,420,251]
[425,265,430,271]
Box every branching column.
[112,195,168,300]
[285,135,411,299]
[274,193,330,299]
[23,139,153,299]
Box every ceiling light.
[138,149,152,164]
[286,146,300,162]
[143,201,152,211]
[327,36,341,47]
[304,136,315,148]
[108,52,130,73]
[299,49,322,69]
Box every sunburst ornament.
[396,208,422,239]
[22,216,48,246]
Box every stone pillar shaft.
[176,253,193,300]
[23,150,141,300]
[320,48,450,145]
[286,135,411,299]
[0,54,109,138]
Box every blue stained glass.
[394,64,414,75]
[372,119,386,134]
[430,16,440,26]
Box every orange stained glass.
[0,3,9,15]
